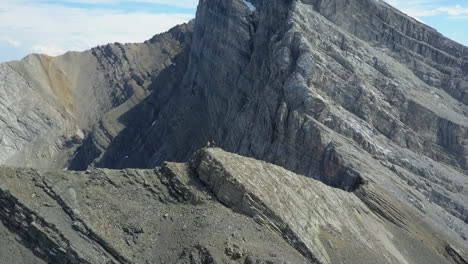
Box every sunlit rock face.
[0,23,192,168]
[70,0,468,246]
[0,0,467,262]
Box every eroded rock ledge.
[0,148,466,264]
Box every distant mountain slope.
[0,22,192,168]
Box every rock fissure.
[0,184,90,264]
[37,178,130,264]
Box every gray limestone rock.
[0,0,467,262]
[0,22,193,168]
[69,0,468,247]
[0,150,310,263]
[1,148,467,263]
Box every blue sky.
[0,0,197,62]
[386,0,468,46]
[0,0,467,62]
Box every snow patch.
[242,0,256,12]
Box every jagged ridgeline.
[0,0,467,263]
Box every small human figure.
[206,140,216,148]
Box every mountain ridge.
[0,0,467,263]
[1,148,467,264]
[67,0,468,246]
[0,21,193,168]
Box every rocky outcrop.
[1,148,466,263]
[0,22,193,168]
[0,221,45,264]
[69,0,468,247]
[0,150,309,263]
[0,0,467,261]
[192,148,468,264]
[68,23,194,170]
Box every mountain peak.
[0,0,467,262]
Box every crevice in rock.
[355,186,412,232]
[321,142,365,192]
[0,188,90,264]
[37,178,130,264]
[446,243,468,264]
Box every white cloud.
[438,5,468,16]
[399,8,439,17]
[0,0,198,8]
[385,0,468,19]
[404,5,468,18]
[31,45,66,56]
[8,39,21,47]
[0,1,194,59]
[62,0,198,8]
[383,0,468,47]
[1,37,22,47]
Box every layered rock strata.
[2,148,466,263]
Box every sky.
[0,0,467,63]
[385,0,468,46]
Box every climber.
[206,140,216,148]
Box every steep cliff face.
[0,22,192,168]
[1,0,467,262]
[70,0,468,245]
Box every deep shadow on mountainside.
[0,0,468,263]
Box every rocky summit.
[0,0,467,263]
